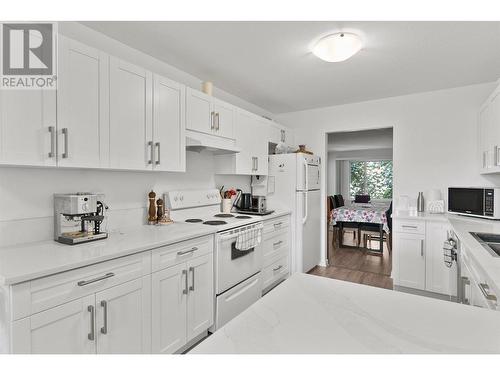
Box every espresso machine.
[54,193,108,245]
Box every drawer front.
[394,220,425,234]
[263,231,288,267]
[14,252,151,320]
[262,255,289,291]
[263,215,290,236]
[152,235,213,272]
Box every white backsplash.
[0,151,251,247]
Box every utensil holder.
[222,199,232,214]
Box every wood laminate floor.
[308,229,393,290]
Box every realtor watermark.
[0,22,57,89]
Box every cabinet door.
[425,222,455,295]
[0,86,56,167]
[479,104,488,170]
[489,90,500,167]
[57,36,109,168]
[254,119,269,175]
[232,110,255,174]
[95,277,151,354]
[109,57,152,170]
[186,88,213,135]
[151,263,187,354]
[153,75,186,171]
[186,253,214,341]
[12,295,96,354]
[213,99,235,139]
[396,233,426,290]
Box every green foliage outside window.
[349,160,393,199]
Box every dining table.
[330,202,391,252]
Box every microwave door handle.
[302,191,308,224]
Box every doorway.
[310,127,394,290]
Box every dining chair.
[354,194,371,203]
[333,194,344,207]
[333,194,359,246]
[360,201,393,253]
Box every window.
[349,160,393,200]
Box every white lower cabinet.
[394,219,456,296]
[151,237,214,354]
[5,235,215,354]
[95,277,151,354]
[12,295,96,354]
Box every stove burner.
[235,215,251,219]
[185,219,203,223]
[203,220,227,226]
[214,213,234,218]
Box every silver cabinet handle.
[255,157,259,172]
[479,283,497,302]
[189,266,195,291]
[147,141,153,164]
[483,151,486,168]
[496,146,500,166]
[420,240,424,257]
[62,128,69,158]
[273,240,283,247]
[100,300,108,334]
[273,265,283,272]
[87,305,95,341]
[461,276,470,305]
[182,269,188,295]
[210,111,215,130]
[155,142,160,165]
[77,272,115,286]
[402,225,417,229]
[177,247,198,256]
[216,112,220,131]
[48,126,55,158]
[273,222,283,228]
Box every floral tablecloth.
[330,204,390,233]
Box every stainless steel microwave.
[448,187,500,219]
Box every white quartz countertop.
[0,223,217,285]
[191,273,500,354]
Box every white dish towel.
[235,223,263,251]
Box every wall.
[276,82,500,266]
[0,22,272,247]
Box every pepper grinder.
[417,192,425,212]
[148,191,157,225]
[156,198,173,225]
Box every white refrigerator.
[268,153,321,273]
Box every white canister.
[202,81,213,96]
[221,198,232,214]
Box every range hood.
[185,130,241,155]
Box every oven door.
[216,228,263,294]
[448,188,485,216]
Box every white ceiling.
[81,21,500,114]
[328,128,393,152]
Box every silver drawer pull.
[87,305,95,341]
[273,222,283,228]
[48,126,55,158]
[273,265,283,272]
[182,269,188,294]
[77,272,115,286]
[155,142,161,165]
[273,240,283,247]
[402,225,418,229]
[177,247,198,256]
[479,283,497,302]
[189,266,195,292]
[147,141,153,164]
[62,128,69,158]
[100,300,108,334]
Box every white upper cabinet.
[153,74,186,172]
[186,88,235,139]
[109,57,153,170]
[268,122,295,149]
[215,109,268,175]
[479,80,500,174]
[213,98,235,139]
[0,85,56,167]
[57,36,109,168]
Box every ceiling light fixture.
[312,32,362,62]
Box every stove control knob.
[82,203,89,212]
[174,196,178,202]
[206,194,210,199]
[180,196,184,201]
